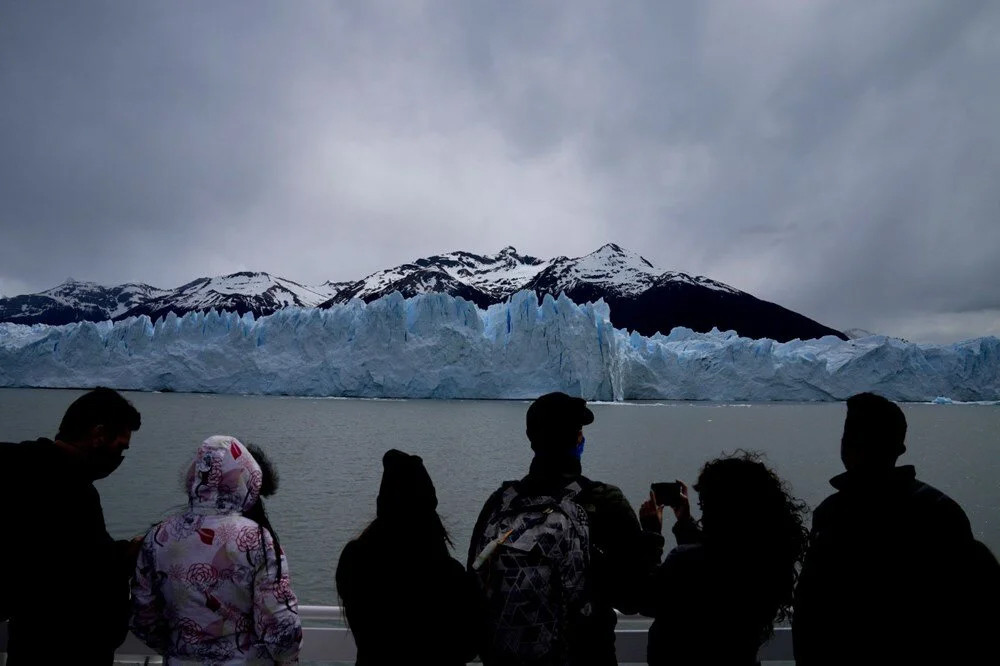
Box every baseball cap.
[526,392,594,450]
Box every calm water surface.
[2,388,997,605]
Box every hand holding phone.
[651,481,683,508]
[639,491,663,533]
[651,480,691,521]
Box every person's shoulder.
[911,477,956,504]
[910,478,972,530]
[666,542,703,558]
[483,480,519,504]
[0,440,24,472]
[663,543,708,570]
[340,536,360,556]
[812,491,843,519]
[337,537,363,572]
[578,477,624,500]
[813,472,862,518]
[139,519,167,545]
[0,438,48,447]
[575,478,633,516]
[440,552,469,578]
[0,438,53,460]
[336,537,366,596]
[1,439,66,489]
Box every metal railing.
[1,606,794,664]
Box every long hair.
[693,450,809,641]
[337,446,453,623]
[243,442,284,582]
[357,510,453,551]
[337,510,453,627]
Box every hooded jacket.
[131,436,302,665]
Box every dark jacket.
[336,521,481,666]
[468,455,664,665]
[644,517,766,666]
[0,439,132,664]
[793,465,980,665]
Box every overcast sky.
[1,1,998,342]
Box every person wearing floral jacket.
[131,436,302,665]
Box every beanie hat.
[376,449,438,519]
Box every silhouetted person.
[0,387,142,665]
[793,392,990,664]
[336,449,480,666]
[640,452,809,666]
[131,436,302,663]
[468,392,664,665]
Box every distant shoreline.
[2,386,997,406]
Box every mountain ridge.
[0,245,846,341]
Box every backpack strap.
[564,475,595,500]
[560,480,585,504]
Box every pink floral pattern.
[131,436,302,665]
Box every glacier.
[0,290,998,402]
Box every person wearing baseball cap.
[468,392,664,665]
[524,391,595,458]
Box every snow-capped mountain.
[524,243,660,297]
[324,246,549,307]
[0,280,169,326]
[317,280,353,300]
[432,246,550,299]
[118,272,335,322]
[0,245,847,341]
[525,244,842,341]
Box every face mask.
[88,449,125,480]
[573,436,586,460]
[87,433,127,480]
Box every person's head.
[185,436,262,514]
[363,449,451,548]
[692,451,809,639]
[841,392,907,474]
[377,449,438,518]
[695,452,805,540]
[526,392,594,458]
[56,387,141,480]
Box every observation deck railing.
[1,606,794,664]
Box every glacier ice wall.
[1,290,998,402]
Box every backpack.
[471,479,592,666]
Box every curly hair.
[693,450,810,641]
[242,441,284,582]
[244,442,280,497]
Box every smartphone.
[651,481,683,508]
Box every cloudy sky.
[1,1,998,342]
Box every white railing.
[1,606,794,664]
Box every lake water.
[2,388,998,606]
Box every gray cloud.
[1,0,998,342]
